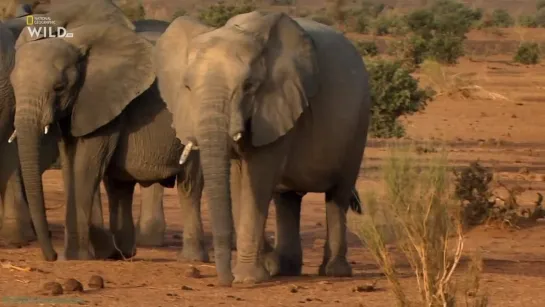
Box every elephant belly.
[276,22,370,193]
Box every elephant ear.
[64,22,155,137]
[153,16,213,145]
[0,23,15,81]
[229,12,319,147]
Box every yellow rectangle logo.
[26,15,34,26]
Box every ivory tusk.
[233,132,242,141]
[8,130,16,143]
[179,142,194,165]
[44,125,49,134]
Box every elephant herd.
[0,0,372,287]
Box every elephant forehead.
[17,40,76,68]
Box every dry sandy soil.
[3,5,545,307]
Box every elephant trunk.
[195,83,234,286]
[14,105,57,261]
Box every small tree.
[366,59,435,138]
[490,9,514,27]
[518,15,537,28]
[513,42,541,65]
[353,40,378,56]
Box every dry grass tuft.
[349,145,488,307]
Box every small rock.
[42,281,63,296]
[88,275,104,289]
[206,283,214,287]
[352,284,377,292]
[290,286,298,293]
[64,278,83,292]
[184,266,201,278]
[519,167,530,175]
[166,293,178,297]
[172,234,181,239]
[306,298,313,301]
[181,285,193,290]
[318,281,332,285]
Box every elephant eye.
[243,81,253,92]
[53,83,65,92]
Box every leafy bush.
[514,42,541,65]
[489,9,514,27]
[371,14,408,36]
[349,146,488,307]
[353,40,378,56]
[392,0,480,65]
[198,0,255,27]
[518,15,537,28]
[538,0,545,11]
[366,59,435,138]
[536,8,545,27]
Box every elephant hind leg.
[264,191,304,277]
[318,186,353,277]
[103,176,137,260]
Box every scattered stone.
[352,282,378,292]
[64,278,83,292]
[166,293,178,297]
[206,283,214,287]
[42,281,63,296]
[306,298,313,301]
[289,285,299,293]
[519,167,530,175]
[172,234,181,239]
[184,266,201,278]
[88,275,104,289]
[318,281,332,285]
[181,285,193,290]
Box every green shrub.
[536,8,545,27]
[198,0,255,27]
[538,0,545,11]
[518,15,537,28]
[514,42,541,65]
[353,40,378,56]
[366,59,435,138]
[490,9,514,27]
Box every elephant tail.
[349,188,363,214]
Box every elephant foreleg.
[104,176,137,260]
[0,168,35,245]
[177,154,208,262]
[318,186,352,277]
[136,183,166,247]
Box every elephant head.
[154,11,319,285]
[10,0,154,261]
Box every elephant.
[0,1,54,245]
[10,0,207,262]
[153,11,370,286]
[0,2,168,248]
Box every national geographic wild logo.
[25,15,73,38]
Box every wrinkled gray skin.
[0,3,56,245]
[154,12,370,286]
[0,4,167,248]
[11,0,208,262]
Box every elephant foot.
[64,249,95,260]
[108,235,137,260]
[136,221,166,247]
[0,222,36,247]
[178,239,209,262]
[264,250,302,277]
[233,263,271,284]
[108,247,137,261]
[318,257,353,277]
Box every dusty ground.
[2,10,545,307]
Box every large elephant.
[0,2,55,245]
[0,2,167,248]
[154,12,370,286]
[10,0,207,262]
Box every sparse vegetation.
[349,145,488,307]
[353,40,379,56]
[198,0,256,27]
[513,42,541,65]
[366,59,435,138]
